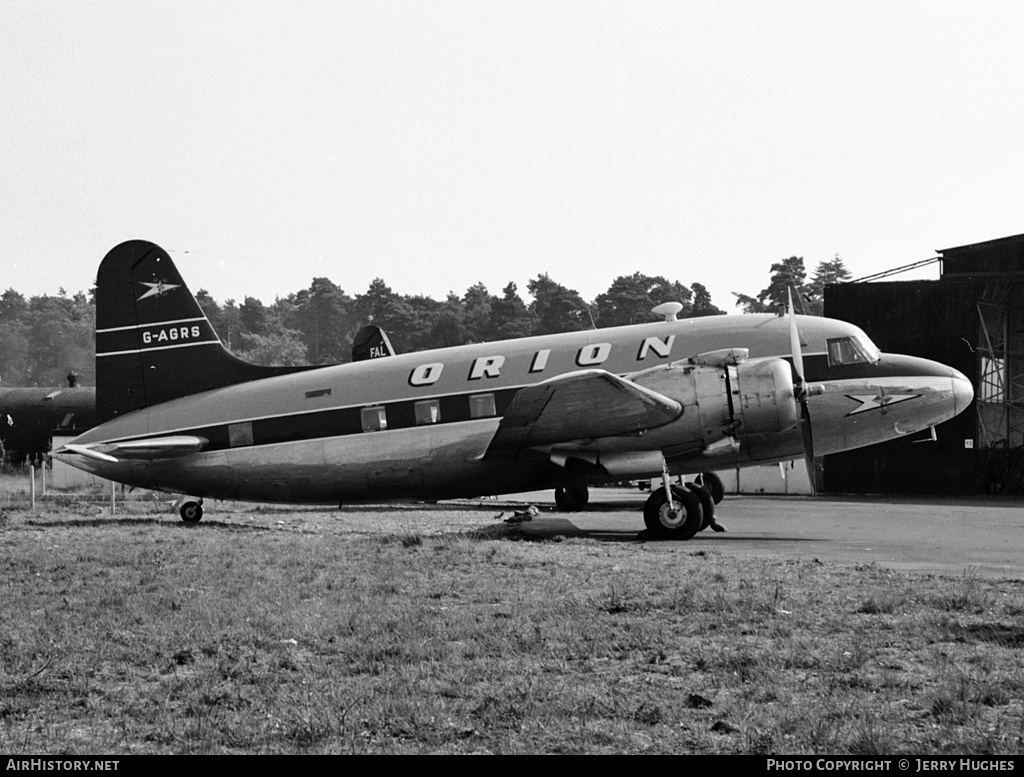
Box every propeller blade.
[800,402,815,461]
[788,287,805,386]
[788,287,816,492]
[799,402,817,493]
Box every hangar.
[824,232,1024,495]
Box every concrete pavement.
[490,489,1024,579]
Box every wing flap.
[485,370,681,457]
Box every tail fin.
[96,240,311,422]
[351,324,396,362]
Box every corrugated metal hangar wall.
[823,233,1024,496]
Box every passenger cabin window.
[228,422,254,447]
[360,406,387,432]
[826,336,879,367]
[415,399,440,425]
[469,393,497,419]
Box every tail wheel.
[700,471,725,505]
[554,485,589,512]
[686,482,715,530]
[180,501,203,524]
[643,486,702,540]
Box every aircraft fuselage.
[65,313,972,504]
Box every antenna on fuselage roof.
[651,302,684,322]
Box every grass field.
[1,485,1023,754]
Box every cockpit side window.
[827,336,880,367]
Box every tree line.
[0,288,95,388]
[0,255,850,387]
[0,271,725,386]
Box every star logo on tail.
[137,281,181,301]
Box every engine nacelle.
[631,356,799,457]
[728,357,800,451]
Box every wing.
[484,369,681,457]
[56,435,208,462]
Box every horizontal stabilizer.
[56,435,208,462]
[485,370,681,457]
[58,443,119,463]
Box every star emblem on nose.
[845,391,920,416]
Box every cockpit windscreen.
[826,335,880,367]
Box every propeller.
[788,288,819,490]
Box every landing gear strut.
[179,499,204,524]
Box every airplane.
[0,374,96,464]
[55,240,974,539]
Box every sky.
[3,1,1024,314]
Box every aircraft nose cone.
[951,369,974,416]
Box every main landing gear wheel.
[179,500,204,524]
[643,485,702,541]
[554,485,589,512]
[700,471,725,505]
[686,482,716,531]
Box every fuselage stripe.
[97,341,224,357]
[130,386,525,454]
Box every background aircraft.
[57,241,973,539]
[0,374,95,464]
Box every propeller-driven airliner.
[56,241,974,539]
